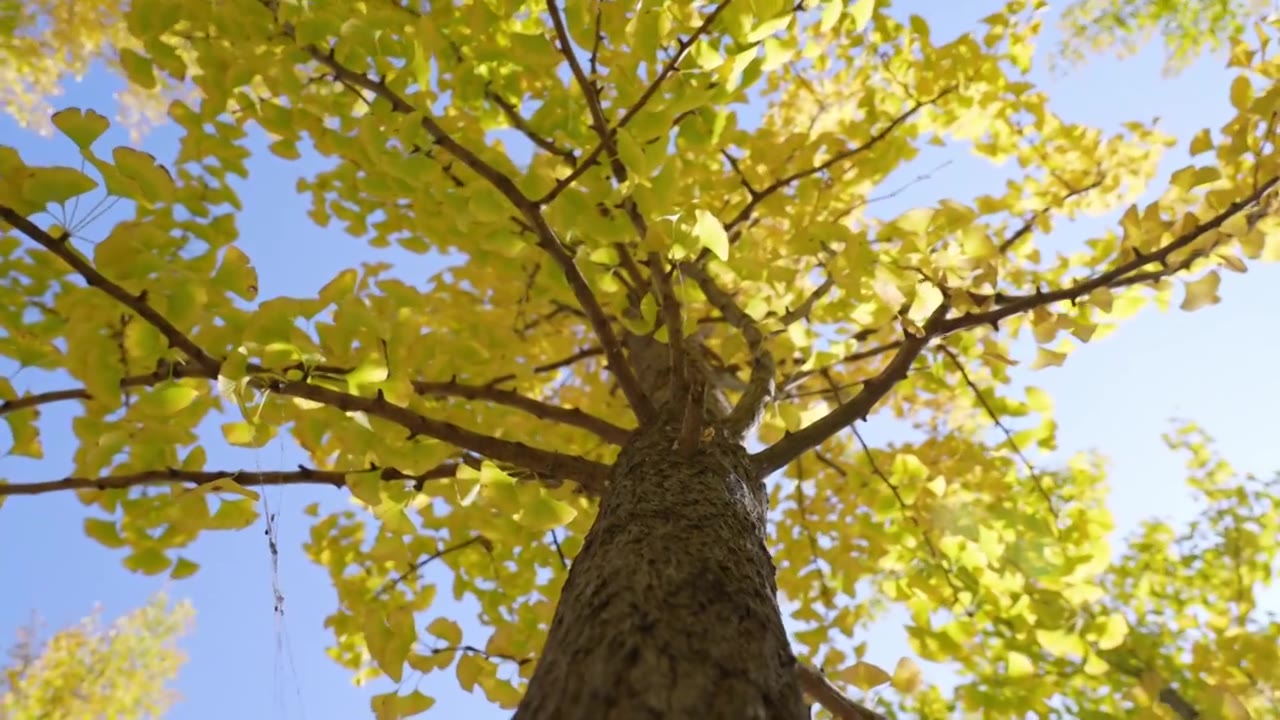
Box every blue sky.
[2,2,1278,719]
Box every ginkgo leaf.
[1180,271,1221,311]
[51,108,110,149]
[84,518,124,548]
[123,548,172,576]
[169,557,200,579]
[1030,347,1068,370]
[1094,612,1129,650]
[20,166,98,205]
[692,209,729,261]
[890,656,924,693]
[111,146,176,203]
[835,661,891,691]
[426,617,463,646]
[1006,651,1035,678]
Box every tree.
[1056,0,1275,72]
[1,0,1278,717]
[0,594,193,719]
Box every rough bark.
[513,414,807,720]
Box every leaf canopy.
[1,0,1279,717]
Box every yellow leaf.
[1188,128,1214,155]
[1094,612,1129,650]
[1229,75,1252,110]
[1006,651,1034,678]
[692,209,729,261]
[51,108,110,149]
[216,245,259,301]
[84,518,125,548]
[456,652,486,691]
[849,0,875,31]
[427,617,462,645]
[1179,271,1221,312]
[207,499,259,530]
[221,421,257,446]
[151,384,200,415]
[112,147,176,203]
[515,493,578,531]
[1030,347,1067,370]
[1035,628,1086,659]
[890,656,923,693]
[20,166,98,205]
[835,660,891,691]
[119,48,158,89]
[124,548,172,576]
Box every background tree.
[0,593,193,719]
[1,0,1279,717]
[1057,0,1277,72]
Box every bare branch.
[0,209,220,372]
[489,92,576,160]
[795,663,885,720]
[0,461,465,498]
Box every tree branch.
[937,345,1055,514]
[0,461,465,498]
[0,208,220,372]
[722,88,956,241]
[539,0,734,204]
[296,32,656,424]
[680,262,775,439]
[795,662,886,720]
[752,305,947,477]
[647,253,688,403]
[532,234,657,423]
[755,177,1279,477]
[412,378,632,444]
[269,379,611,492]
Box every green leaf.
[84,518,125,548]
[119,48,158,89]
[51,108,110,149]
[123,548,172,576]
[169,556,200,579]
[691,209,729,261]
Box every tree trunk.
[514,418,807,720]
